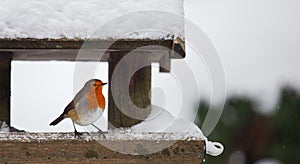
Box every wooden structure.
[0,52,11,126]
[0,133,205,163]
[0,38,185,128]
[0,38,206,163]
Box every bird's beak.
[102,82,107,86]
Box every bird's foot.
[97,130,107,139]
[91,123,107,139]
[74,130,89,139]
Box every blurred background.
[196,86,300,164]
[185,0,300,163]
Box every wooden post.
[108,52,151,128]
[0,52,12,127]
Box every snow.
[0,106,224,156]
[0,0,184,39]
[1,106,224,156]
[0,121,9,133]
[0,131,202,142]
[131,105,201,133]
[131,105,224,156]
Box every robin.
[50,79,107,137]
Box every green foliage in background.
[196,86,300,164]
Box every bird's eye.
[92,83,97,87]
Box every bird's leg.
[72,122,89,138]
[74,130,83,138]
[91,123,104,133]
[91,123,106,139]
[73,122,83,138]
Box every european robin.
[50,79,107,137]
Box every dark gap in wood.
[0,52,12,127]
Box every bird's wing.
[63,100,75,114]
[63,87,86,114]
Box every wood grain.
[108,52,151,128]
[0,133,205,164]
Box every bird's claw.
[74,131,89,139]
[98,130,107,139]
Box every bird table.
[0,38,207,163]
[0,38,185,128]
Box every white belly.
[74,107,103,126]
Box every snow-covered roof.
[0,0,184,40]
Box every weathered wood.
[0,38,185,59]
[0,39,169,49]
[0,38,185,128]
[108,52,151,128]
[12,50,110,61]
[9,49,169,63]
[0,133,205,164]
[159,52,171,72]
[0,52,12,127]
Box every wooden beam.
[159,53,171,72]
[0,133,206,164]
[0,38,185,59]
[0,52,12,127]
[11,50,110,61]
[0,39,171,50]
[108,52,151,128]
[8,49,168,62]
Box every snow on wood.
[0,106,223,156]
[0,131,204,142]
[0,121,9,133]
[0,0,184,39]
[130,106,224,156]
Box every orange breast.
[86,88,105,111]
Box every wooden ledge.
[0,38,185,60]
[0,132,205,163]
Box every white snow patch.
[0,0,184,39]
[0,132,84,142]
[0,122,9,133]
[131,105,224,156]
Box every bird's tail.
[50,115,65,126]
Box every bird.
[50,79,107,137]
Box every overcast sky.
[185,0,300,110]
[11,0,300,132]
